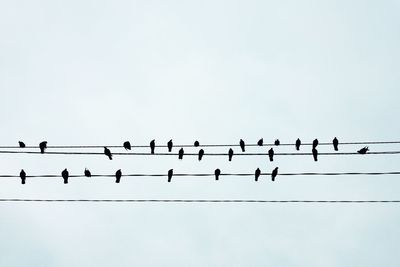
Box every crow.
[358,146,369,154]
[214,169,221,181]
[62,168,69,184]
[84,168,91,177]
[123,141,131,150]
[198,149,204,161]
[18,141,26,148]
[150,140,155,154]
[257,138,263,146]
[167,140,173,152]
[115,169,122,183]
[295,138,301,151]
[312,139,319,149]
[104,147,112,160]
[228,148,234,161]
[268,148,274,162]
[274,139,280,146]
[39,141,47,154]
[255,168,261,182]
[333,137,339,151]
[271,167,278,181]
[194,141,200,147]
[168,169,173,182]
[312,148,318,161]
[240,139,245,152]
[178,148,184,160]
[20,169,26,184]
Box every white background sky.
[1,0,400,266]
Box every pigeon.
[257,138,263,146]
[18,141,26,148]
[255,168,261,182]
[333,137,339,151]
[274,139,280,146]
[214,168,221,181]
[123,141,131,150]
[168,169,173,182]
[271,167,278,181]
[20,169,26,184]
[167,140,173,152]
[198,149,204,161]
[84,168,91,177]
[312,139,319,149]
[312,148,318,161]
[268,148,274,162]
[194,141,200,147]
[115,169,122,183]
[358,146,369,154]
[239,139,245,152]
[228,148,234,161]
[178,148,184,160]
[150,140,155,154]
[62,168,69,184]
[104,147,112,160]
[295,138,301,151]
[39,141,47,154]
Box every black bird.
[271,167,278,181]
[358,146,369,154]
[333,137,339,151]
[62,168,69,184]
[214,168,221,181]
[228,148,234,161]
[104,147,112,160]
[239,139,245,152]
[255,168,261,182]
[39,141,47,154]
[150,140,155,154]
[168,169,173,182]
[18,141,26,148]
[198,149,204,161]
[295,138,301,151]
[194,141,200,147]
[312,148,318,161]
[178,148,184,160]
[20,169,26,184]
[115,169,122,183]
[274,139,280,146]
[84,168,91,177]
[167,140,173,152]
[257,138,263,146]
[312,139,319,149]
[123,141,131,150]
[268,148,274,162]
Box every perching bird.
[115,169,122,183]
[255,168,261,182]
[274,139,280,146]
[123,141,131,150]
[240,139,245,152]
[178,148,184,160]
[271,167,278,181]
[295,138,301,151]
[214,168,221,181]
[358,146,369,154]
[167,140,173,152]
[39,141,47,154]
[104,147,112,160]
[333,137,339,151]
[194,141,200,147]
[228,148,234,161]
[268,148,274,162]
[312,139,319,149]
[84,168,91,177]
[257,138,263,146]
[150,140,155,154]
[20,169,26,184]
[62,168,69,184]
[312,148,318,161]
[18,141,26,148]
[198,149,204,161]
[168,169,173,182]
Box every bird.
[333,137,339,151]
[115,169,122,183]
[295,138,301,151]
[255,168,261,182]
[274,139,280,146]
[167,140,173,152]
[61,168,69,184]
[228,148,234,161]
[358,146,369,154]
[18,141,26,148]
[168,169,173,182]
[39,141,47,154]
[198,149,204,161]
[150,140,155,154]
[20,169,26,184]
[239,139,245,152]
[104,147,112,160]
[271,167,278,181]
[257,138,263,146]
[194,141,200,147]
[178,148,184,160]
[268,148,274,162]
[312,139,319,149]
[123,141,131,150]
[84,168,91,177]
[312,148,318,161]
[214,168,221,181]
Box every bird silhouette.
[62,168,69,184]
[20,169,26,184]
[194,141,200,147]
[39,141,47,154]
[333,137,339,151]
[123,141,131,150]
[178,148,184,160]
[274,139,280,146]
[257,138,263,146]
[271,167,278,181]
[295,138,301,151]
[268,148,274,162]
[84,168,91,177]
[239,139,245,152]
[18,141,26,148]
[312,139,319,149]
[115,169,122,183]
[168,169,173,182]
[255,168,261,182]
[104,147,112,160]
[167,140,173,152]
[228,148,234,161]
[198,149,204,161]
[358,146,369,154]
[312,148,318,161]
[150,140,155,154]
[214,168,221,181]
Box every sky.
[0,0,400,266]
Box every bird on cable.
[20,169,26,184]
[295,138,301,151]
[255,168,261,182]
[18,141,26,148]
[115,169,122,183]
[268,148,274,162]
[39,141,47,154]
[167,140,173,152]
[358,146,369,154]
[312,139,319,149]
[178,148,184,160]
[168,169,173,182]
[312,148,318,161]
[240,139,245,152]
[333,137,339,151]
[271,167,278,181]
[228,148,234,161]
[62,168,69,184]
[84,168,91,177]
[198,149,204,161]
[104,147,112,160]
[257,138,263,146]
[123,141,131,150]
[274,139,280,146]
[194,141,200,147]
[214,169,221,181]
[150,140,155,154]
